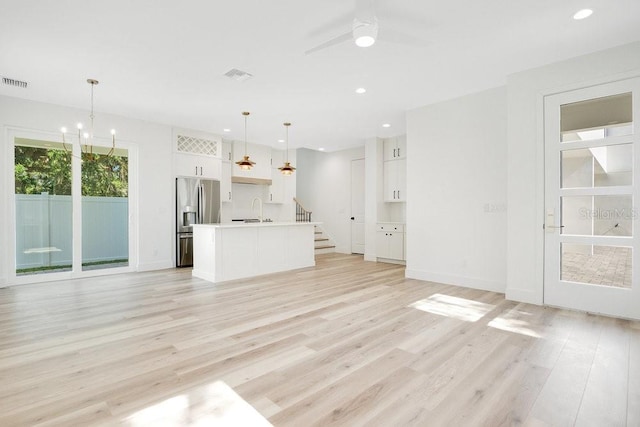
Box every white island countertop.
[193,221,321,229]
[192,222,319,283]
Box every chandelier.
[278,122,296,175]
[61,79,116,160]
[235,111,255,170]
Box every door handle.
[350,217,355,220]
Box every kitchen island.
[192,222,319,283]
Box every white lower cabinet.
[376,223,405,261]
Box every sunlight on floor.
[123,380,272,426]
[488,308,542,338]
[408,293,495,322]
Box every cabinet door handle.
[397,190,400,199]
[397,148,400,157]
[195,166,198,175]
[200,166,203,175]
[229,191,232,200]
[393,190,396,199]
[270,193,273,201]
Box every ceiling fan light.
[353,18,378,47]
[355,35,375,47]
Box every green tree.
[14,145,128,197]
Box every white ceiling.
[1,0,639,151]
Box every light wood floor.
[1,254,639,426]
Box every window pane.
[561,92,633,142]
[14,139,72,275]
[81,148,129,271]
[562,244,632,288]
[561,195,633,236]
[561,144,632,188]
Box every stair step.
[315,244,335,250]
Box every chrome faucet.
[251,197,263,223]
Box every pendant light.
[235,111,255,170]
[278,122,296,175]
[61,79,116,160]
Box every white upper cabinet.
[232,141,272,182]
[173,129,222,179]
[221,141,233,162]
[383,136,407,161]
[383,158,406,202]
[221,160,232,202]
[175,152,221,180]
[267,149,285,204]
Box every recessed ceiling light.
[318,147,325,151]
[278,139,285,143]
[223,128,231,132]
[573,9,593,20]
[355,87,366,94]
[382,123,391,128]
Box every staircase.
[294,197,335,255]
[314,225,336,254]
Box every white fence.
[15,194,128,270]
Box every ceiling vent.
[2,76,28,88]
[224,68,253,82]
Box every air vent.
[2,76,28,88]
[224,68,253,82]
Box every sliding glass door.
[81,148,129,271]
[11,130,132,281]
[14,138,73,275]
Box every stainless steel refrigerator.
[176,178,221,267]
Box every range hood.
[231,176,273,185]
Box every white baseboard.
[192,269,216,283]
[405,269,506,294]
[137,260,173,272]
[505,288,543,305]
[364,254,377,262]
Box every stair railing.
[293,197,312,222]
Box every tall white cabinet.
[382,136,406,202]
[221,141,233,202]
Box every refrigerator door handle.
[198,184,203,224]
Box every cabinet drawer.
[377,223,404,232]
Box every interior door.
[351,158,365,254]
[544,77,640,319]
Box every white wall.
[1,95,174,284]
[506,41,640,304]
[296,146,365,254]
[406,86,508,293]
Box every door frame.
[350,158,365,254]
[542,77,640,319]
[5,126,138,286]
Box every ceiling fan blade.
[305,31,353,55]
[307,12,353,38]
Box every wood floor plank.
[0,253,638,426]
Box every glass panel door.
[544,78,640,320]
[81,148,129,271]
[14,138,73,276]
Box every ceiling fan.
[305,0,425,55]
